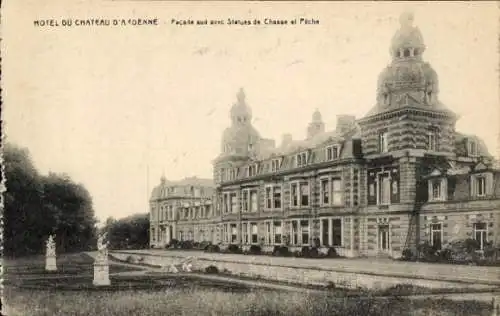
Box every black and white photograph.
[2,1,500,315]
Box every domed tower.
[220,88,261,156]
[214,88,262,184]
[359,12,458,156]
[307,109,325,139]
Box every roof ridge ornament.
[399,11,414,29]
[237,87,245,104]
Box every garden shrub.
[179,240,194,249]
[272,246,290,257]
[249,245,262,255]
[199,241,211,250]
[205,265,219,274]
[327,247,339,258]
[205,244,220,253]
[227,244,241,254]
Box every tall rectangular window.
[332,178,343,206]
[428,131,438,151]
[251,223,258,244]
[265,186,272,210]
[300,182,310,206]
[250,190,258,212]
[291,183,299,207]
[326,146,338,161]
[378,131,388,153]
[332,219,342,246]
[321,178,330,205]
[468,140,478,156]
[430,223,442,250]
[291,221,298,245]
[266,222,272,244]
[300,220,310,245]
[473,223,487,250]
[378,173,391,205]
[274,222,282,244]
[476,176,486,197]
[231,224,238,243]
[223,193,229,214]
[230,193,238,213]
[242,190,249,212]
[273,185,282,209]
[242,223,248,244]
[321,219,330,246]
[220,168,226,182]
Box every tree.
[3,143,98,257]
[104,213,150,250]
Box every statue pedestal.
[45,255,57,271]
[93,261,110,286]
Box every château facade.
[149,176,215,248]
[149,13,500,258]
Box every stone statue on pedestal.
[45,234,57,271]
[93,232,110,286]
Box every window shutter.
[470,176,475,197]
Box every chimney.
[281,133,293,148]
[336,115,356,134]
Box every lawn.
[3,252,495,316]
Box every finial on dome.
[237,88,246,104]
[160,172,166,184]
[312,108,322,122]
[399,11,415,29]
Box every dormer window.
[428,178,447,202]
[325,146,338,161]
[468,140,478,156]
[296,152,308,167]
[414,48,419,56]
[248,164,258,177]
[271,158,282,172]
[404,49,410,57]
[378,131,388,153]
[229,168,238,180]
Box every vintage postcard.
[2,1,500,315]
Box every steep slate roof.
[150,177,214,201]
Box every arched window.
[404,49,410,57]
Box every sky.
[3,1,499,222]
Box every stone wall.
[111,251,493,291]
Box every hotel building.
[150,13,500,258]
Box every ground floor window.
[241,223,248,244]
[222,225,228,243]
[265,222,272,244]
[473,222,488,250]
[251,223,258,244]
[289,220,310,246]
[378,224,390,251]
[178,231,183,241]
[274,221,282,244]
[430,223,442,250]
[231,224,238,243]
[320,218,342,247]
